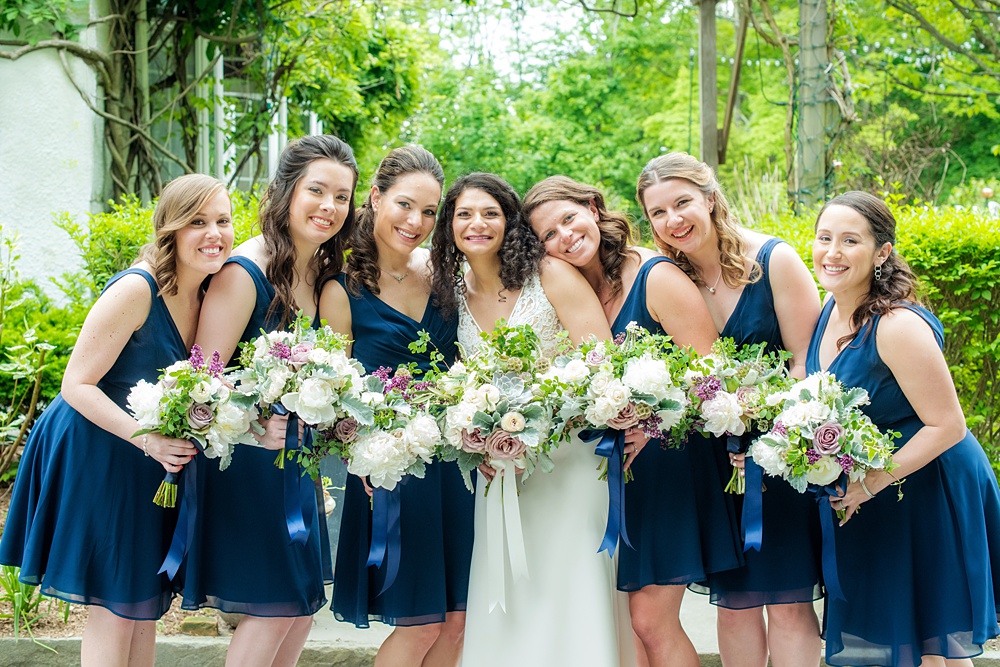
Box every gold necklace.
[387,270,409,283]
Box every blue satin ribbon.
[272,404,314,545]
[810,478,847,601]
[158,438,203,580]
[729,434,764,552]
[581,428,632,556]
[367,485,402,595]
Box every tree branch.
[576,0,638,17]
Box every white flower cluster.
[347,414,440,490]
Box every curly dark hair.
[346,145,444,297]
[636,152,760,289]
[258,134,359,328]
[522,175,638,301]
[430,173,543,316]
[816,191,921,349]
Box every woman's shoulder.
[232,236,267,267]
[875,303,942,353]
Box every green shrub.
[753,203,1000,470]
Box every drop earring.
[874,264,883,281]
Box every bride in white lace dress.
[430,173,635,666]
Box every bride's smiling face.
[452,188,506,259]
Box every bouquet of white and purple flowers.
[559,323,691,555]
[311,366,440,491]
[573,322,691,449]
[749,371,900,598]
[423,324,565,492]
[228,314,367,471]
[127,345,258,507]
[681,339,792,493]
[749,371,898,503]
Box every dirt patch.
[0,483,229,640]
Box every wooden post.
[796,0,830,207]
[699,0,718,170]
[719,13,748,165]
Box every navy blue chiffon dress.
[331,273,475,627]
[807,299,1000,667]
[693,238,823,609]
[0,269,183,620]
[615,256,744,591]
[180,255,330,617]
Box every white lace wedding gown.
[459,273,635,666]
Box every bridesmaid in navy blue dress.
[809,191,1000,667]
[636,152,824,667]
[182,135,358,667]
[0,175,232,666]
[321,146,473,666]
[525,175,739,667]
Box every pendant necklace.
[705,270,723,294]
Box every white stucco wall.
[0,24,105,299]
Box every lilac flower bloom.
[270,341,292,360]
[837,453,855,473]
[208,350,225,377]
[806,448,822,464]
[773,420,787,436]
[372,366,393,383]
[695,376,723,401]
[189,344,205,370]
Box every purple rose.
[461,428,488,453]
[333,417,359,443]
[187,403,214,430]
[813,420,844,456]
[484,429,527,461]
[289,342,314,367]
[606,402,640,430]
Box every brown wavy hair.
[636,152,759,289]
[522,175,637,300]
[430,173,542,316]
[346,145,444,297]
[258,134,359,328]
[816,191,921,349]
[136,173,228,296]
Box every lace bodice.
[457,272,566,359]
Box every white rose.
[701,392,746,437]
[189,380,214,404]
[282,378,338,425]
[500,411,526,433]
[604,379,631,409]
[805,456,843,486]
[445,402,478,445]
[127,380,164,429]
[589,371,613,396]
[473,384,501,411]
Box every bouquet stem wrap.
[810,478,847,601]
[729,435,763,552]
[272,404,315,545]
[158,437,203,580]
[367,485,402,595]
[486,461,529,613]
[582,428,632,556]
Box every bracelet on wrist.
[860,474,876,499]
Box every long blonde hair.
[136,173,228,296]
[636,152,758,289]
